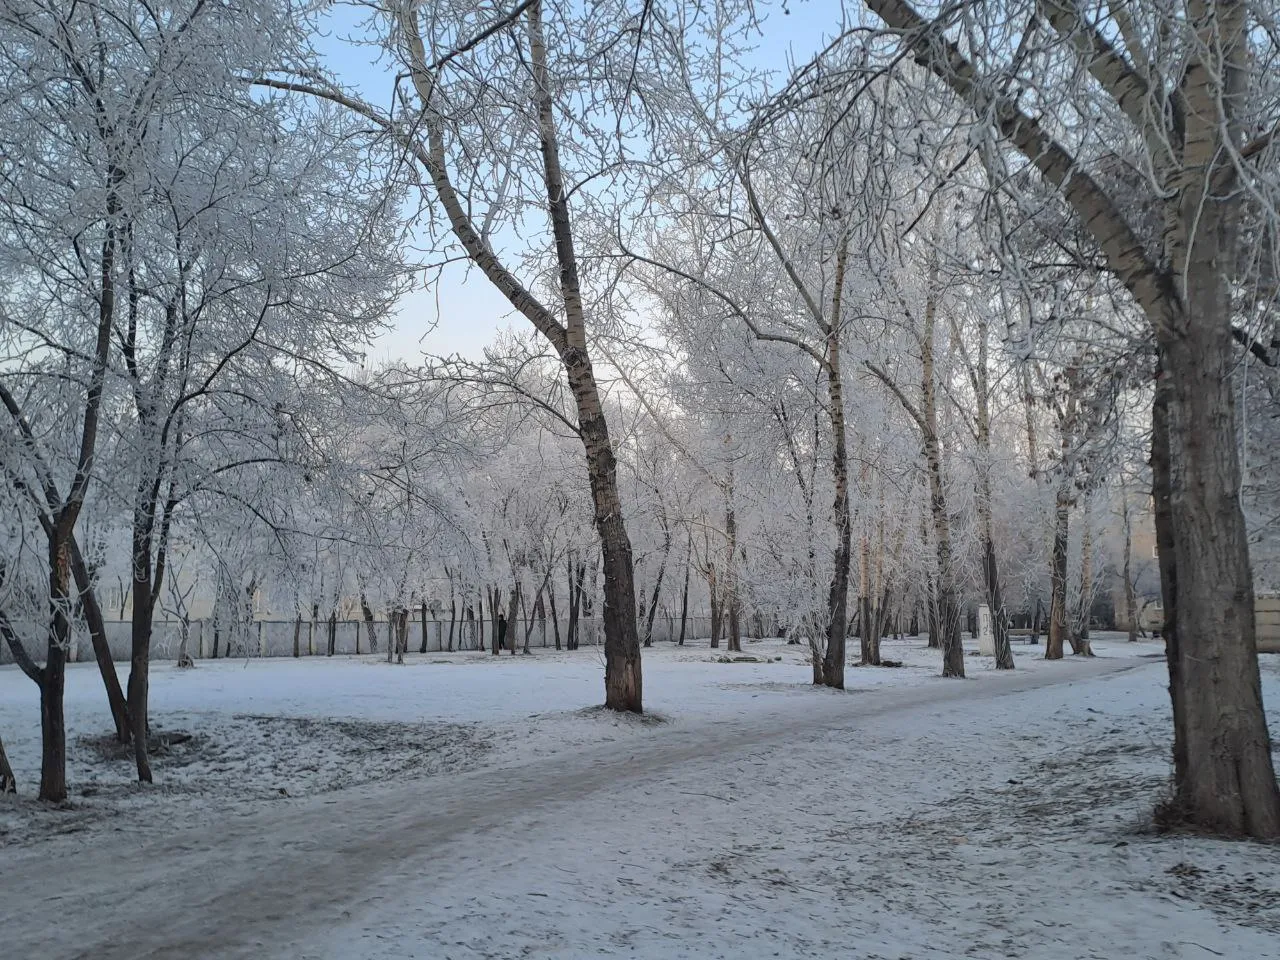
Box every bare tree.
[855,0,1280,836]
[260,0,648,709]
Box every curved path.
[3,658,1162,959]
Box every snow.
[2,635,1278,959]
[0,632,1156,838]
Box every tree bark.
[39,540,72,802]
[1046,492,1070,660]
[708,566,721,649]
[1159,289,1280,835]
[1151,358,1184,784]
[444,570,456,652]
[1074,509,1095,651]
[0,731,15,794]
[858,532,873,665]
[68,541,130,742]
[549,587,562,650]
[822,242,853,688]
[678,536,690,646]
[360,593,377,655]
[644,511,672,647]
[394,606,409,664]
[524,0,641,709]
[971,315,1014,669]
[724,489,742,654]
[980,535,1014,669]
[488,586,500,655]
[1121,475,1138,643]
[508,583,520,657]
[127,522,154,784]
[567,560,583,651]
[921,269,963,678]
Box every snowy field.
[2,635,1279,959]
[1,633,1156,841]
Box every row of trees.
[2,0,1277,839]
[0,0,408,800]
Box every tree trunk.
[644,517,671,648]
[822,241,853,689]
[68,540,130,742]
[1158,300,1280,835]
[509,583,520,657]
[678,535,691,645]
[971,318,1014,670]
[1046,491,1071,660]
[982,534,1014,669]
[0,731,15,794]
[126,525,154,785]
[293,614,302,658]
[724,489,742,654]
[727,594,741,654]
[531,589,546,653]
[395,607,409,664]
[549,588,562,650]
[444,572,456,652]
[808,614,826,685]
[858,533,873,665]
[922,274,963,678]
[525,0,640,710]
[564,562,574,650]
[360,593,377,655]
[857,0,1280,839]
[858,594,873,665]
[1074,508,1095,650]
[489,587,501,655]
[708,568,721,649]
[38,539,74,802]
[568,561,584,651]
[871,587,890,664]
[925,571,940,650]
[1121,475,1138,643]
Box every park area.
[3,635,1278,959]
[5,1,1280,957]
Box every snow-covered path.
[8,654,1276,960]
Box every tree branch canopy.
[860,0,1179,330]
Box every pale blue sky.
[313,0,847,363]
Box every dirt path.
[1,658,1147,959]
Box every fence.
[0,614,722,664]
[1259,594,1280,654]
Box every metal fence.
[1,615,722,664]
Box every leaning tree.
[260,0,667,710]
[847,0,1280,837]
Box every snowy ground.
[1,633,1154,843]
[2,635,1278,959]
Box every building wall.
[1259,594,1280,654]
